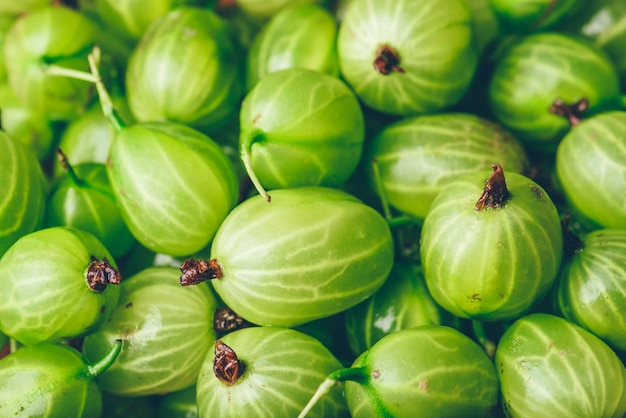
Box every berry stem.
[298,367,368,418]
[57,148,84,187]
[240,138,271,202]
[549,97,588,126]
[86,339,122,377]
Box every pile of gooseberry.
[1,0,626,417]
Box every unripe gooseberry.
[555,110,626,230]
[245,3,338,90]
[82,266,219,396]
[496,313,626,417]
[180,187,394,327]
[489,0,586,33]
[196,326,349,418]
[0,130,47,258]
[488,32,622,149]
[555,228,626,351]
[0,226,122,346]
[239,67,364,201]
[3,5,95,121]
[0,340,122,417]
[419,164,563,321]
[337,0,478,116]
[125,6,243,132]
[300,325,500,418]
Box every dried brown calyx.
[549,97,589,127]
[179,259,223,286]
[373,44,405,75]
[214,306,255,337]
[213,340,245,386]
[86,256,121,292]
[475,164,511,211]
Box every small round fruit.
[0,130,47,258]
[419,165,563,321]
[555,110,626,230]
[0,340,122,417]
[196,326,349,418]
[337,0,478,115]
[0,226,121,346]
[180,187,394,327]
[82,266,219,396]
[496,313,626,417]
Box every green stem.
[87,48,124,132]
[298,367,367,418]
[45,64,100,83]
[240,141,271,202]
[86,339,123,377]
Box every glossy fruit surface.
[488,32,622,149]
[343,325,499,417]
[556,111,626,229]
[196,326,349,417]
[82,266,218,396]
[496,313,626,417]
[420,166,563,321]
[193,187,394,327]
[0,226,120,346]
[337,0,478,115]
[239,67,364,195]
[107,121,239,257]
[0,130,47,258]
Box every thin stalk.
[86,339,123,377]
[298,367,368,418]
[45,64,100,83]
[57,148,85,187]
[240,141,271,202]
[87,48,124,132]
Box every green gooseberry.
[367,112,529,221]
[419,165,563,321]
[0,340,122,417]
[45,150,136,259]
[489,0,586,33]
[82,266,219,396]
[300,325,500,418]
[555,228,626,351]
[125,6,243,132]
[337,0,478,116]
[0,226,121,346]
[78,0,211,44]
[108,120,239,257]
[496,313,626,417]
[0,130,47,258]
[344,261,455,357]
[569,0,626,88]
[245,3,338,90]
[488,31,622,150]
[179,187,395,327]
[239,68,365,201]
[197,326,349,417]
[0,83,56,161]
[156,385,198,418]
[556,111,626,230]
[3,5,96,121]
